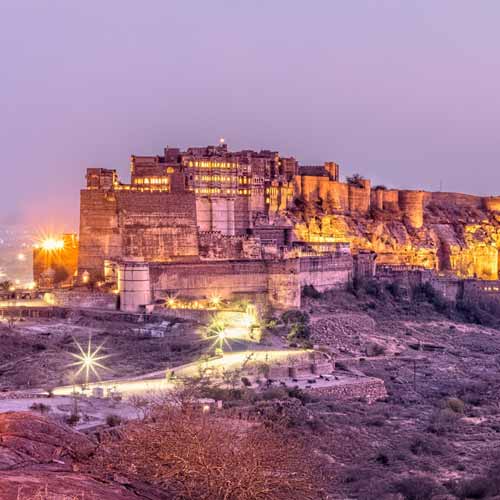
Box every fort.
[33,141,500,312]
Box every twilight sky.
[1,0,499,230]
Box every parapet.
[85,168,117,190]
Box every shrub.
[302,285,321,299]
[286,386,312,404]
[281,310,310,326]
[445,397,465,414]
[262,387,289,401]
[241,377,252,387]
[456,293,500,327]
[105,414,123,427]
[427,409,459,435]
[457,381,486,406]
[364,279,384,298]
[287,322,311,342]
[346,173,366,188]
[412,282,451,313]
[283,310,311,343]
[29,402,50,415]
[386,281,404,300]
[365,416,385,427]
[93,406,322,499]
[66,413,80,426]
[408,434,445,456]
[365,342,386,357]
[451,477,490,499]
[375,452,389,465]
[394,476,443,500]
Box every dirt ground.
[2,287,500,499]
[0,314,206,391]
[288,290,500,499]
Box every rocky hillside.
[0,412,163,499]
[292,194,500,279]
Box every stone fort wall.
[78,190,199,280]
[148,254,352,309]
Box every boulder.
[0,412,162,500]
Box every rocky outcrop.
[0,412,161,500]
[292,192,500,280]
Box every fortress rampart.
[72,142,500,314]
[398,190,425,229]
[484,197,500,212]
[145,252,352,310]
[79,189,199,281]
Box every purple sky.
[1,1,499,231]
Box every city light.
[39,238,64,251]
[68,337,111,387]
[205,316,231,355]
[210,294,221,307]
[17,253,26,261]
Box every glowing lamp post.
[205,316,229,356]
[68,337,110,390]
[210,295,221,308]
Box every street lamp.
[68,337,110,390]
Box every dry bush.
[445,397,465,414]
[17,485,84,500]
[93,405,323,500]
[393,476,444,500]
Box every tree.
[346,174,366,188]
[0,280,13,292]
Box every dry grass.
[17,485,85,500]
[93,405,324,500]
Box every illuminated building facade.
[77,143,353,309]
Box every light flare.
[67,337,111,386]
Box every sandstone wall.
[348,179,371,214]
[372,189,384,210]
[78,190,122,280]
[324,181,349,211]
[484,197,500,213]
[310,377,387,403]
[78,190,199,281]
[299,254,353,291]
[430,278,462,301]
[234,196,251,235]
[118,191,199,262]
[399,190,425,229]
[383,190,399,211]
[198,232,262,260]
[267,260,301,309]
[148,253,352,310]
[150,261,270,300]
[47,289,118,309]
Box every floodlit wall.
[148,253,352,309]
[484,197,500,213]
[78,190,199,280]
[399,190,425,229]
